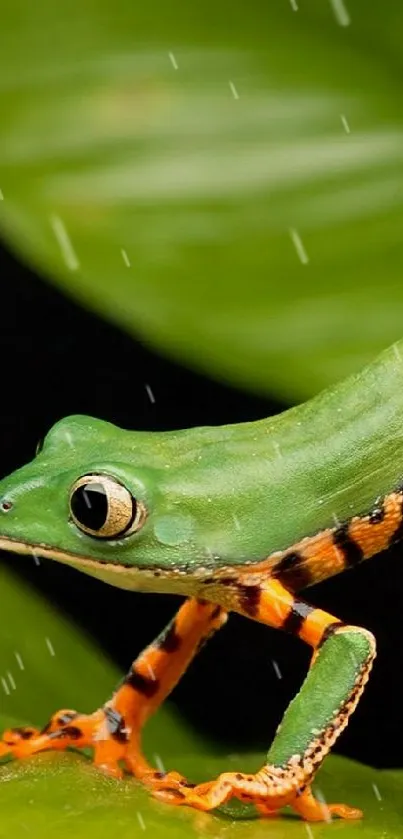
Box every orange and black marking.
[229,576,345,649]
[270,489,403,591]
[202,488,403,602]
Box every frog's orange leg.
[0,597,227,782]
[151,579,375,820]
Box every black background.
[0,241,401,768]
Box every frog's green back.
[0,342,402,587]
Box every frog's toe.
[141,769,188,793]
[291,787,362,821]
[0,725,40,758]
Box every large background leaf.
[0,1,403,400]
[0,565,403,838]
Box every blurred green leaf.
[0,565,402,837]
[0,1,403,399]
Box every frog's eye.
[69,474,145,540]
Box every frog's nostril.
[0,500,13,512]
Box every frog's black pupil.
[71,483,108,531]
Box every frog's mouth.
[0,535,202,595]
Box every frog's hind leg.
[0,598,227,782]
[152,580,375,820]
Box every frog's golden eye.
[69,474,145,540]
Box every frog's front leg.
[152,579,375,820]
[0,597,227,781]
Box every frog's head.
[0,415,205,594]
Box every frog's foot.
[0,707,194,790]
[0,600,228,784]
[149,767,362,820]
[0,707,138,778]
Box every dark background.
[0,241,401,768]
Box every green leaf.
[1,1,403,400]
[0,566,403,837]
[2,752,403,839]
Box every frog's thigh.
[152,581,375,820]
